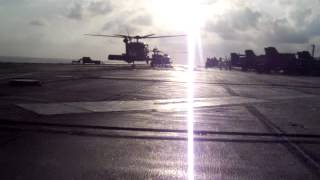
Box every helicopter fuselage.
[109,41,150,63]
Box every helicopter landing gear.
[131,62,136,68]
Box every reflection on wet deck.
[17,96,267,115]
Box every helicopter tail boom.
[108,55,127,61]
[108,54,137,63]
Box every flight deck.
[0,63,320,179]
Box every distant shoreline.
[0,56,129,65]
[0,56,74,64]
[0,56,186,65]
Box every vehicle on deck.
[231,47,320,75]
[205,57,219,68]
[72,57,101,65]
[231,50,263,72]
[296,51,320,75]
[150,48,172,68]
[255,47,296,74]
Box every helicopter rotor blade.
[85,33,186,40]
[141,34,155,38]
[170,51,188,54]
[85,34,125,38]
[113,34,132,38]
[113,34,136,41]
[145,35,186,39]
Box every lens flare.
[151,0,206,31]
[151,0,204,179]
[187,33,195,180]
[185,1,203,179]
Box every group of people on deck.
[205,57,232,70]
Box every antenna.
[126,28,131,42]
[311,44,316,58]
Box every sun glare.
[152,0,206,179]
[151,0,206,31]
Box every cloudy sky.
[1,0,320,64]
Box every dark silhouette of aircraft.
[150,48,172,67]
[85,33,185,67]
[230,47,320,75]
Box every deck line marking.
[18,96,266,115]
[0,73,35,80]
[17,95,319,116]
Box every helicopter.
[85,33,186,67]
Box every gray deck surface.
[0,63,320,179]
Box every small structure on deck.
[150,48,172,68]
[72,57,101,65]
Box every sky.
[1,0,320,65]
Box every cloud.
[262,18,309,44]
[131,15,152,26]
[88,1,113,16]
[102,20,139,34]
[67,2,84,20]
[290,7,312,26]
[205,7,262,40]
[101,9,153,34]
[66,1,113,20]
[4,0,320,64]
[204,2,319,46]
[29,19,48,27]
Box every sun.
[150,0,206,32]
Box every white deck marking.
[0,73,34,80]
[17,97,266,115]
[18,103,91,115]
[265,94,316,100]
[99,76,189,83]
[56,75,73,78]
[17,95,319,116]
